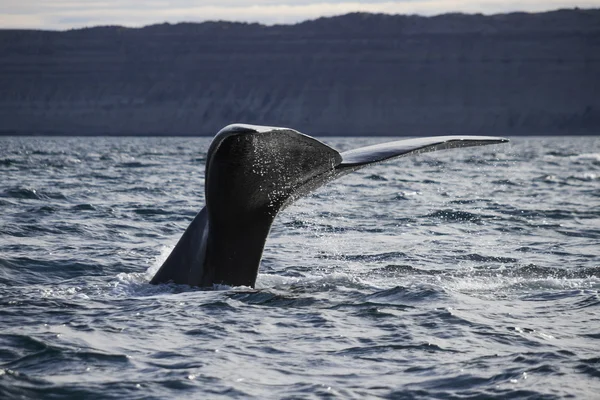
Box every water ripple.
[0,136,598,398]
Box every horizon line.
[1,6,596,33]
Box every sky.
[1,0,598,30]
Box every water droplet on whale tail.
[150,123,509,288]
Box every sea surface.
[0,135,599,399]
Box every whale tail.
[150,124,508,288]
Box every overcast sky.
[1,0,598,30]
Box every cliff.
[0,9,599,136]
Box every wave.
[0,187,67,201]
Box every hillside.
[0,9,598,135]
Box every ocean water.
[0,135,599,399]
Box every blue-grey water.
[1,135,599,399]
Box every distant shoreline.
[3,7,597,32]
[1,9,599,137]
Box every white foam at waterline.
[255,270,375,291]
[571,153,600,162]
[143,244,173,279]
[440,274,600,297]
[100,245,176,297]
[39,285,90,300]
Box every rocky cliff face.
[0,9,598,135]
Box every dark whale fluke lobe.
[150,124,508,288]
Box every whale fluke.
[150,124,508,288]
